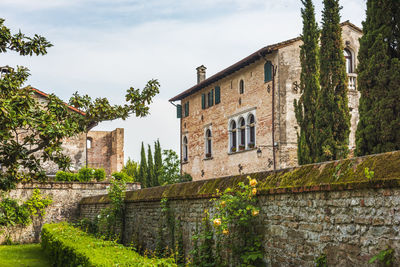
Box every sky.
[1,0,366,163]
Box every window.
[205,129,212,158]
[247,114,255,148]
[229,120,237,152]
[239,80,244,94]
[87,138,92,149]
[344,49,353,73]
[264,61,272,82]
[183,102,189,117]
[202,87,220,109]
[183,136,188,162]
[238,117,245,150]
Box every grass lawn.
[0,244,51,267]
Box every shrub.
[41,223,176,266]
[0,198,31,227]
[78,167,94,182]
[111,172,134,182]
[94,168,106,181]
[24,189,53,217]
[55,171,79,182]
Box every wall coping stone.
[80,150,400,204]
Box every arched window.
[344,49,353,73]
[239,79,244,94]
[183,136,188,162]
[247,114,255,148]
[238,117,245,150]
[87,138,92,149]
[205,129,212,158]
[229,120,237,152]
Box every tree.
[158,149,180,185]
[153,140,162,187]
[0,18,159,191]
[315,0,350,162]
[356,0,400,156]
[121,157,139,181]
[147,144,155,187]
[138,142,148,188]
[294,0,320,165]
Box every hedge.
[41,223,176,267]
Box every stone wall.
[80,151,400,266]
[1,181,139,244]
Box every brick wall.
[1,181,139,244]
[79,151,400,266]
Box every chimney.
[0,65,13,79]
[196,65,206,84]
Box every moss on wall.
[80,150,400,204]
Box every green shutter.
[201,94,206,109]
[264,61,272,82]
[184,102,189,117]
[177,104,182,118]
[210,89,214,106]
[215,86,221,104]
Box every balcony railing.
[348,73,357,90]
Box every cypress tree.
[154,140,162,187]
[147,144,155,187]
[356,0,400,156]
[138,142,148,188]
[294,0,320,165]
[315,0,350,161]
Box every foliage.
[315,0,350,162]
[41,222,177,266]
[190,210,216,267]
[78,167,94,182]
[294,0,320,165]
[369,246,394,266]
[0,198,31,227]
[122,158,139,182]
[159,150,181,185]
[112,171,134,183]
[0,18,160,192]
[364,167,375,181]
[55,171,78,182]
[139,142,148,188]
[211,176,263,266]
[154,140,162,187]
[93,168,106,181]
[0,244,52,267]
[315,253,327,267]
[24,189,52,217]
[355,0,400,156]
[96,179,126,242]
[147,144,155,187]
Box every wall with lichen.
[79,151,400,266]
[1,182,140,244]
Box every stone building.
[31,88,124,175]
[169,21,362,181]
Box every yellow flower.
[250,179,258,187]
[222,229,229,235]
[213,218,221,226]
[252,209,259,216]
[220,201,226,207]
[252,188,257,195]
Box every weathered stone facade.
[1,181,140,244]
[87,128,124,174]
[170,22,362,181]
[31,89,124,175]
[79,150,400,266]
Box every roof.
[30,87,86,116]
[169,21,362,102]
